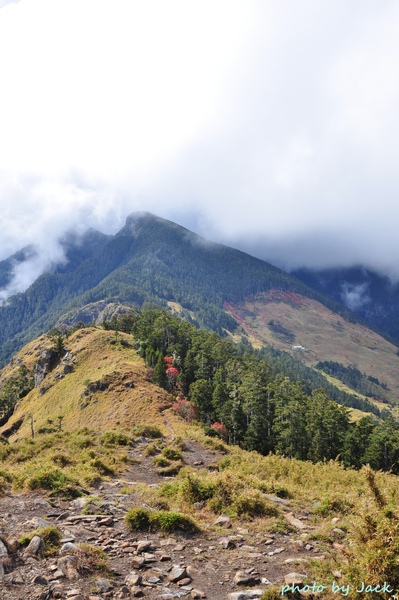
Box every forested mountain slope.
[0,212,355,365]
[2,313,399,472]
[292,265,399,343]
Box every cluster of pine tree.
[113,309,399,473]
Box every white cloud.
[1,0,399,291]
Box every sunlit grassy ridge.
[1,327,171,440]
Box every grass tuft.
[125,507,200,534]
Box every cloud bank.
[1,0,399,296]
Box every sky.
[1,0,399,297]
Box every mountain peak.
[117,211,195,242]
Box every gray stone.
[32,574,48,585]
[25,516,52,529]
[131,556,146,569]
[228,591,264,600]
[0,539,8,557]
[219,537,236,549]
[168,565,188,583]
[284,512,308,530]
[60,542,79,554]
[95,578,113,592]
[71,497,89,510]
[284,572,306,585]
[137,540,152,553]
[24,535,44,556]
[233,571,261,586]
[213,515,231,528]
[57,555,79,580]
[177,577,192,586]
[191,590,206,599]
[125,572,142,586]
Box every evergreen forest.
[105,309,399,473]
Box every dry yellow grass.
[225,294,399,404]
[1,328,171,440]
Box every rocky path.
[0,438,325,600]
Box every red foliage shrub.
[211,422,228,440]
[172,399,199,423]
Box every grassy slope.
[1,328,172,441]
[225,292,399,407]
[1,326,399,595]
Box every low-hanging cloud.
[340,283,371,312]
[1,0,399,298]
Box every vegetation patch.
[75,543,109,574]
[125,507,200,534]
[0,429,129,495]
[162,446,183,461]
[145,441,163,456]
[232,490,279,519]
[100,430,131,446]
[135,424,163,438]
[19,526,62,557]
[157,460,183,476]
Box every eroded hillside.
[225,291,399,408]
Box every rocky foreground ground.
[0,437,328,600]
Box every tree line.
[112,309,399,473]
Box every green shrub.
[125,507,199,534]
[203,438,228,452]
[260,587,284,600]
[154,510,199,533]
[157,461,183,476]
[268,518,295,534]
[162,447,183,461]
[343,467,399,597]
[25,467,76,492]
[313,497,353,517]
[203,425,219,437]
[136,424,163,438]
[233,491,279,519]
[153,456,170,467]
[272,486,293,499]
[52,452,74,467]
[100,431,131,447]
[144,441,163,456]
[89,458,115,476]
[76,543,109,574]
[180,474,215,504]
[125,507,151,530]
[0,470,12,493]
[172,436,187,451]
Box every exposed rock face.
[34,349,58,387]
[56,301,135,329]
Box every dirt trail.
[0,437,323,600]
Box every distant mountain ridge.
[0,211,355,365]
[292,265,399,342]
